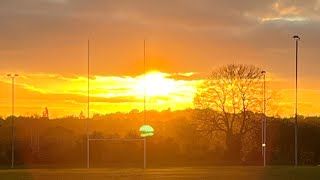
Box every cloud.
[1,0,320,117]
[165,72,205,81]
[1,0,320,77]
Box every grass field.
[0,166,320,180]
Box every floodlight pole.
[7,74,18,169]
[293,35,300,167]
[87,40,90,168]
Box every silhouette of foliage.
[0,108,319,167]
[194,64,265,162]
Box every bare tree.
[194,64,264,161]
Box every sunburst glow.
[134,72,178,97]
[0,71,200,117]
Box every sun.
[134,72,177,97]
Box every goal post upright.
[87,40,90,169]
[85,39,152,169]
[143,39,147,169]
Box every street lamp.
[261,70,266,167]
[293,35,300,167]
[7,74,18,169]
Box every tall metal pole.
[7,74,18,169]
[295,38,298,167]
[11,77,15,169]
[143,39,147,169]
[261,71,266,167]
[261,105,264,157]
[87,40,90,168]
[293,35,300,167]
[263,72,266,167]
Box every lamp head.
[7,74,18,78]
[261,71,266,74]
[293,35,300,40]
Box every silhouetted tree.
[194,64,264,162]
[79,111,85,119]
[42,107,49,119]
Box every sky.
[1,0,320,117]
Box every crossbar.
[89,138,144,141]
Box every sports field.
[0,166,319,180]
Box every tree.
[79,111,85,120]
[194,64,264,162]
[42,107,49,119]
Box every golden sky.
[1,0,320,117]
[0,72,201,117]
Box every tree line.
[0,109,319,168]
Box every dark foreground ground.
[0,166,320,180]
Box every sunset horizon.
[2,0,320,118]
[1,1,320,178]
[1,68,320,118]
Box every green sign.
[139,125,154,137]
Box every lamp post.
[261,71,266,167]
[293,35,300,167]
[7,74,18,169]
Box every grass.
[0,166,319,180]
